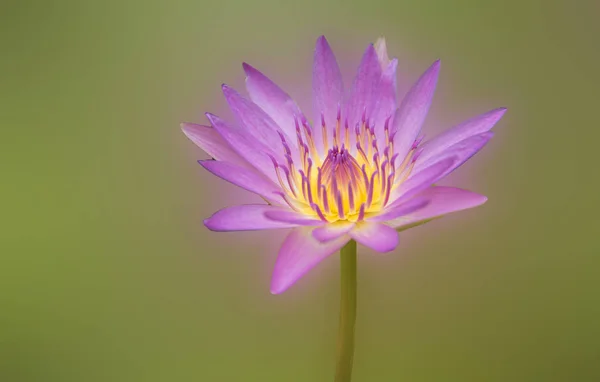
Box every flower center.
[270,110,421,222]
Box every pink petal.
[206,113,279,184]
[264,209,325,226]
[199,160,284,205]
[349,221,399,253]
[312,220,355,243]
[374,37,391,69]
[345,44,382,130]
[243,63,303,145]
[222,85,289,164]
[181,123,249,167]
[413,132,494,175]
[270,227,350,294]
[386,187,487,229]
[392,60,441,161]
[390,133,492,206]
[313,36,344,154]
[367,196,430,222]
[370,59,398,144]
[419,108,506,165]
[204,205,299,231]
[388,157,456,206]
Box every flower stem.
[334,239,357,382]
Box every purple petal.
[418,108,506,164]
[392,132,492,205]
[388,157,456,206]
[264,209,325,226]
[312,220,355,242]
[413,132,494,175]
[204,205,299,231]
[199,160,284,205]
[392,60,441,161]
[313,36,344,153]
[374,37,391,69]
[206,113,279,184]
[222,85,289,163]
[387,186,487,229]
[367,196,430,222]
[270,227,350,294]
[345,44,382,130]
[370,59,398,144]
[349,222,399,253]
[181,123,249,167]
[243,63,303,145]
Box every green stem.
[334,239,357,382]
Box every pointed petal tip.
[315,35,331,50]
[221,84,234,98]
[488,107,508,117]
[204,112,221,126]
[202,215,230,232]
[465,192,488,209]
[472,107,507,127]
[180,122,207,134]
[270,272,294,295]
[203,217,217,231]
[420,59,441,77]
[242,62,255,75]
[464,191,488,206]
[375,36,386,44]
[375,37,394,68]
[180,122,191,132]
[315,35,337,54]
[495,107,508,117]
[269,283,285,294]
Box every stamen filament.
[321,185,330,214]
[366,171,378,208]
[321,112,328,150]
[357,203,365,221]
[312,203,328,221]
[337,192,345,220]
[348,184,355,214]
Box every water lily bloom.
[182,36,505,295]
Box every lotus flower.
[182,36,505,295]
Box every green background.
[2,1,599,381]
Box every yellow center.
[272,114,419,222]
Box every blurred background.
[2,1,599,381]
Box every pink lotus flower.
[182,36,505,295]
